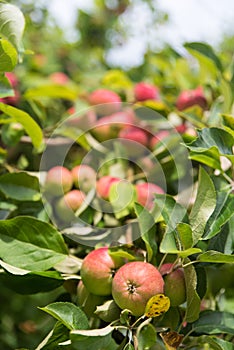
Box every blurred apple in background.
[96,175,121,200]
[72,164,96,193]
[44,166,73,196]
[134,82,160,101]
[135,182,165,209]
[88,88,121,115]
[176,86,207,111]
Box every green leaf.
[222,113,234,130]
[134,203,157,262]
[0,102,43,150]
[0,3,25,52]
[189,167,216,244]
[201,336,234,350]
[0,270,64,294]
[24,85,78,101]
[184,260,201,323]
[36,322,70,350]
[0,74,14,98]
[197,250,234,263]
[40,302,89,331]
[0,216,68,270]
[189,150,222,170]
[184,42,222,75]
[0,38,17,72]
[0,172,41,201]
[156,195,188,253]
[187,310,234,335]
[186,127,234,163]
[71,325,113,337]
[137,322,156,350]
[71,331,117,350]
[204,192,234,240]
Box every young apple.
[112,261,164,316]
[96,176,121,200]
[44,166,73,196]
[176,86,207,111]
[135,182,165,210]
[160,263,186,306]
[72,164,96,193]
[80,247,124,296]
[55,189,85,221]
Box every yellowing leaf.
[144,294,170,318]
[160,331,184,350]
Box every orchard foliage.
[0,2,234,350]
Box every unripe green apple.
[55,189,85,221]
[160,263,186,306]
[71,164,96,193]
[77,280,107,317]
[44,166,73,196]
[112,261,164,316]
[80,247,124,296]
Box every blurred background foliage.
[0,1,234,349]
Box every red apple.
[134,82,160,101]
[118,126,149,147]
[176,86,207,111]
[160,263,186,306]
[65,109,97,131]
[44,166,73,196]
[96,176,121,200]
[80,247,124,296]
[91,109,136,142]
[88,89,121,115]
[150,130,170,150]
[0,72,20,106]
[49,72,70,85]
[112,261,164,316]
[135,182,165,210]
[55,189,85,221]
[72,165,96,193]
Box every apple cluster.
[44,162,166,224]
[78,246,186,319]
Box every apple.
[160,263,186,306]
[118,126,149,147]
[77,280,107,317]
[44,166,73,196]
[88,89,121,115]
[0,72,20,106]
[176,86,207,111]
[149,130,170,150]
[134,82,160,101]
[80,247,124,296]
[72,164,96,193]
[55,189,85,221]
[135,182,165,209]
[96,176,121,200]
[91,109,136,142]
[49,72,70,85]
[112,261,164,316]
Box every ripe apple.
[80,247,124,296]
[88,88,121,115]
[149,130,170,150]
[55,189,85,221]
[77,280,107,317]
[134,82,160,101]
[49,72,70,85]
[44,166,73,196]
[112,261,164,316]
[135,182,165,210]
[160,263,186,306]
[72,164,96,193]
[91,109,136,142]
[96,176,121,200]
[176,86,207,111]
